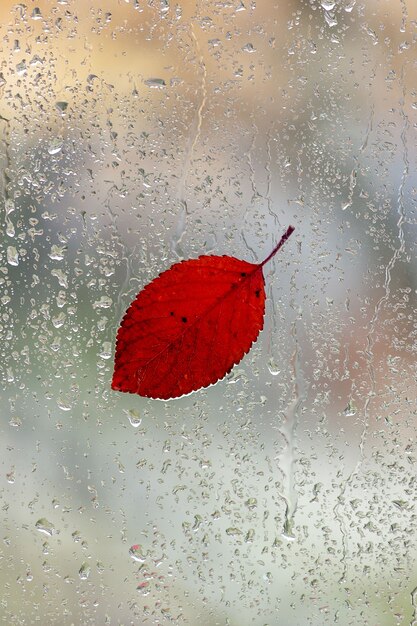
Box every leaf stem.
[259,225,295,267]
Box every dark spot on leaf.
[182,316,187,323]
[255,289,260,298]
[170,311,174,316]
[241,272,246,277]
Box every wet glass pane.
[1,0,417,624]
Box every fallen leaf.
[112,225,295,399]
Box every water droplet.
[98,341,112,360]
[78,562,90,580]
[7,246,19,266]
[35,518,55,536]
[281,516,295,541]
[144,78,166,88]
[93,296,113,309]
[344,0,356,11]
[16,60,27,75]
[321,0,335,9]
[324,11,337,27]
[398,41,410,53]
[392,499,409,511]
[51,269,68,288]
[52,312,66,328]
[129,544,146,562]
[29,54,43,67]
[242,43,255,53]
[55,101,68,113]
[263,571,273,583]
[267,357,280,376]
[31,7,42,19]
[161,459,171,474]
[57,395,72,411]
[49,244,67,260]
[226,368,247,384]
[48,138,63,155]
[365,27,378,45]
[125,409,142,428]
[50,336,61,353]
[5,199,15,215]
[9,416,22,428]
[343,400,357,417]
[6,217,15,237]
[226,527,242,536]
[192,515,203,531]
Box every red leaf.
[112,226,295,400]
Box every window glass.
[1,1,416,624]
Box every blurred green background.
[1,0,417,624]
